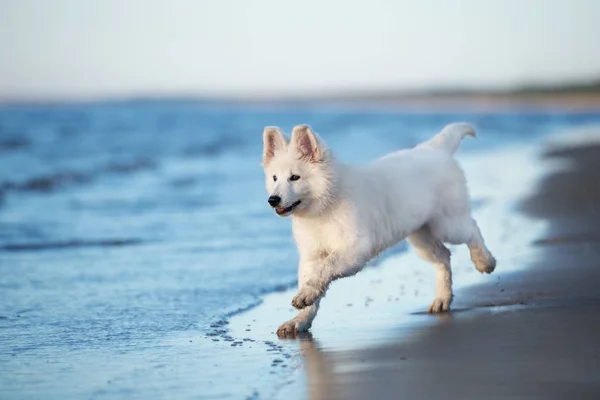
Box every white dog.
[261,123,496,337]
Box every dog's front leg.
[277,259,322,337]
[276,300,320,337]
[279,251,367,335]
[291,252,366,310]
[290,258,327,310]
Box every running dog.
[261,123,496,336]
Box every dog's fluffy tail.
[416,123,476,154]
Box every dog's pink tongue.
[276,207,285,213]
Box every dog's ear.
[291,125,321,162]
[263,127,288,166]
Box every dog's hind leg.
[430,215,496,275]
[467,219,496,274]
[407,225,453,313]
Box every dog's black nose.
[268,195,281,207]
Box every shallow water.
[1,101,600,399]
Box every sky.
[0,0,599,100]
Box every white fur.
[262,123,496,337]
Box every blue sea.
[1,100,600,399]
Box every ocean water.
[1,101,600,399]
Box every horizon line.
[1,78,600,107]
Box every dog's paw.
[276,319,310,338]
[471,248,496,274]
[428,296,452,313]
[277,320,299,338]
[291,285,321,309]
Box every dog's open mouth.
[275,200,301,216]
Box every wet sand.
[297,138,600,399]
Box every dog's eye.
[273,175,277,182]
[289,175,301,181]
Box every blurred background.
[1,0,600,101]
[1,1,600,399]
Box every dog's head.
[261,125,335,217]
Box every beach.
[3,1,600,398]
[2,103,600,399]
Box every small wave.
[182,135,247,157]
[0,137,30,152]
[104,158,158,174]
[0,158,158,195]
[258,281,297,295]
[168,176,198,188]
[1,238,144,252]
[2,171,91,193]
[224,298,265,318]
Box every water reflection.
[280,332,339,400]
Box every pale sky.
[1,0,599,100]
